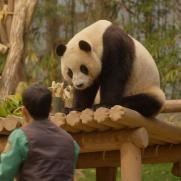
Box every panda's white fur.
[58,20,165,116]
[61,20,111,89]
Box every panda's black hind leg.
[120,93,162,117]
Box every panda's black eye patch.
[80,65,89,75]
[67,68,73,78]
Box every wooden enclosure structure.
[0,100,181,181]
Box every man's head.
[22,84,52,120]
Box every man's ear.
[56,44,66,56]
[22,106,31,123]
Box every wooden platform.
[0,100,181,180]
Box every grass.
[78,164,179,181]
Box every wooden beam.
[76,144,181,168]
[72,127,148,153]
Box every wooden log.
[96,167,117,181]
[0,116,22,135]
[121,142,142,181]
[110,105,181,144]
[163,100,181,113]
[94,107,125,129]
[0,43,8,54]
[72,127,148,153]
[80,108,110,131]
[77,144,181,168]
[66,111,95,132]
[50,112,80,133]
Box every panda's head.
[56,40,102,90]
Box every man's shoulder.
[9,128,26,140]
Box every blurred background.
[0,0,180,99]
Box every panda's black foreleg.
[120,93,162,117]
[69,80,100,113]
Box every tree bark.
[0,0,37,96]
[5,0,14,39]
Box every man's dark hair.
[22,84,52,120]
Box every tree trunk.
[0,0,37,96]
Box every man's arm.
[74,141,80,169]
[0,129,28,181]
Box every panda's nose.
[76,83,84,88]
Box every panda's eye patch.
[67,68,73,78]
[80,65,89,75]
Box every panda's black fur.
[57,20,165,117]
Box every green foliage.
[119,0,181,98]
[0,95,22,117]
[24,51,61,87]
[78,164,178,181]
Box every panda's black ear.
[56,44,66,56]
[79,40,91,52]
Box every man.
[0,84,79,181]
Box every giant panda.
[56,20,165,117]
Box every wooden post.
[172,160,181,178]
[96,167,117,181]
[120,127,149,181]
[121,142,142,181]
